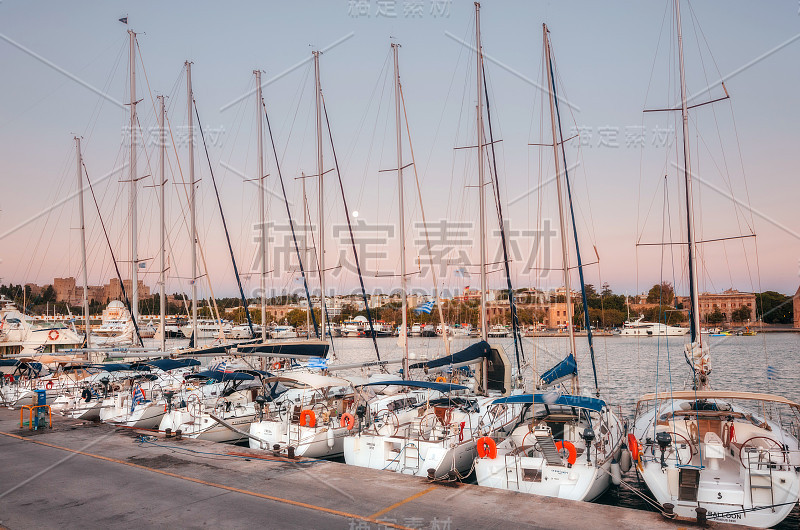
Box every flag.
[306,358,327,370]
[210,360,233,373]
[767,366,779,380]
[138,262,146,269]
[131,384,145,412]
[413,301,435,314]
[119,16,128,24]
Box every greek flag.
[767,365,779,380]
[210,360,233,373]
[131,384,145,412]
[307,358,327,370]
[413,301,435,314]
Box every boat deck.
[0,408,737,529]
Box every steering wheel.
[419,412,438,436]
[662,431,695,466]
[738,436,786,468]
[186,392,203,418]
[312,401,330,422]
[520,429,536,453]
[374,408,399,436]
[276,400,291,421]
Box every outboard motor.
[656,431,672,468]
[255,394,268,421]
[164,390,175,413]
[582,427,596,464]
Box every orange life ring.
[299,409,316,428]
[476,436,497,459]
[340,412,355,430]
[435,376,447,383]
[45,381,53,390]
[627,433,640,461]
[48,329,59,341]
[271,361,282,371]
[555,440,577,465]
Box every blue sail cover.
[185,370,254,382]
[540,354,577,386]
[408,341,491,370]
[360,380,468,393]
[132,358,201,372]
[491,393,606,413]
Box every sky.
[1,0,799,302]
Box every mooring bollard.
[695,507,707,525]
[165,428,172,438]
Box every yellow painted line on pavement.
[370,485,438,519]
[0,430,413,530]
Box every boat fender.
[627,433,640,462]
[619,445,632,472]
[476,437,497,459]
[340,412,355,430]
[610,459,622,486]
[299,409,316,428]
[326,426,335,448]
[45,381,53,390]
[555,440,577,466]
[81,388,92,403]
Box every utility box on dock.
[33,389,47,430]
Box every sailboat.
[629,1,800,526]
[474,22,625,502]
[344,18,524,478]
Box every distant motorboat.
[619,315,688,336]
[180,319,230,339]
[487,324,509,338]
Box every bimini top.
[637,390,800,410]
[360,380,468,393]
[408,341,491,370]
[491,393,607,413]
[132,358,201,372]
[0,359,42,373]
[185,370,254,382]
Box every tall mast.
[187,61,198,344]
[313,51,327,339]
[543,24,578,393]
[158,96,166,352]
[255,70,267,342]
[128,29,139,325]
[76,136,91,351]
[675,0,701,349]
[302,174,311,339]
[393,43,409,378]
[475,2,488,343]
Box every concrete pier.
[0,409,737,529]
